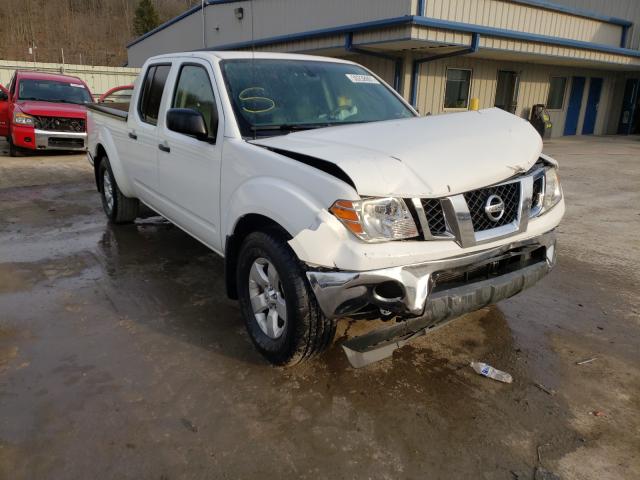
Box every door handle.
[158,143,170,153]
[128,132,137,140]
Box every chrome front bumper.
[35,129,87,151]
[307,231,556,321]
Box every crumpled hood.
[251,108,543,197]
[16,100,87,118]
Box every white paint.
[88,51,563,271]
[252,107,543,197]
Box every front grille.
[35,116,86,133]
[463,182,520,232]
[421,198,447,235]
[48,138,85,149]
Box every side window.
[171,64,217,140]
[138,64,171,125]
[547,77,567,110]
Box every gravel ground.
[0,136,639,479]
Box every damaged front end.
[307,232,557,367]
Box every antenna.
[251,0,256,139]
[202,0,206,48]
[251,0,255,57]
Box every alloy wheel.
[247,257,287,339]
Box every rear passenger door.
[156,59,224,251]
[124,63,171,200]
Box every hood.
[16,100,87,118]
[251,108,542,197]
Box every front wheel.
[99,156,139,224]
[236,230,336,366]
[8,136,20,157]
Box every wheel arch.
[91,129,136,197]
[224,214,294,300]
[93,143,108,192]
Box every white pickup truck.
[87,51,564,367]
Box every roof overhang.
[210,15,640,71]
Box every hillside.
[0,0,199,66]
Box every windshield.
[220,59,414,136]
[18,79,92,105]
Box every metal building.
[126,0,640,137]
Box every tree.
[133,0,160,36]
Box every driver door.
[0,84,10,137]
[156,59,224,251]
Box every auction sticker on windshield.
[345,74,380,84]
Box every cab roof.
[15,70,88,85]
[146,50,356,65]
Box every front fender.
[223,176,328,243]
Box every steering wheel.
[328,104,354,120]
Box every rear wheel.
[236,230,336,366]
[99,156,139,224]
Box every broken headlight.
[330,197,419,242]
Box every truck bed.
[87,103,128,121]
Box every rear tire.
[236,230,335,366]
[99,156,139,224]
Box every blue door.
[582,78,603,135]
[564,77,585,136]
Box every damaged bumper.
[306,231,556,321]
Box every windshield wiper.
[19,97,50,102]
[18,97,80,105]
[250,123,331,133]
[49,99,81,105]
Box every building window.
[547,77,567,110]
[444,68,471,109]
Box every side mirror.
[0,85,7,102]
[166,108,210,141]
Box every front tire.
[236,230,335,366]
[99,156,139,224]
[8,136,20,157]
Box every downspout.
[345,32,403,92]
[620,24,629,48]
[417,0,426,16]
[410,32,480,108]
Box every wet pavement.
[1,136,639,479]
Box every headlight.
[330,197,419,242]
[542,167,562,213]
[13,112,35,126]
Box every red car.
[0,71,93,156]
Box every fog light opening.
[373,281,405,302]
